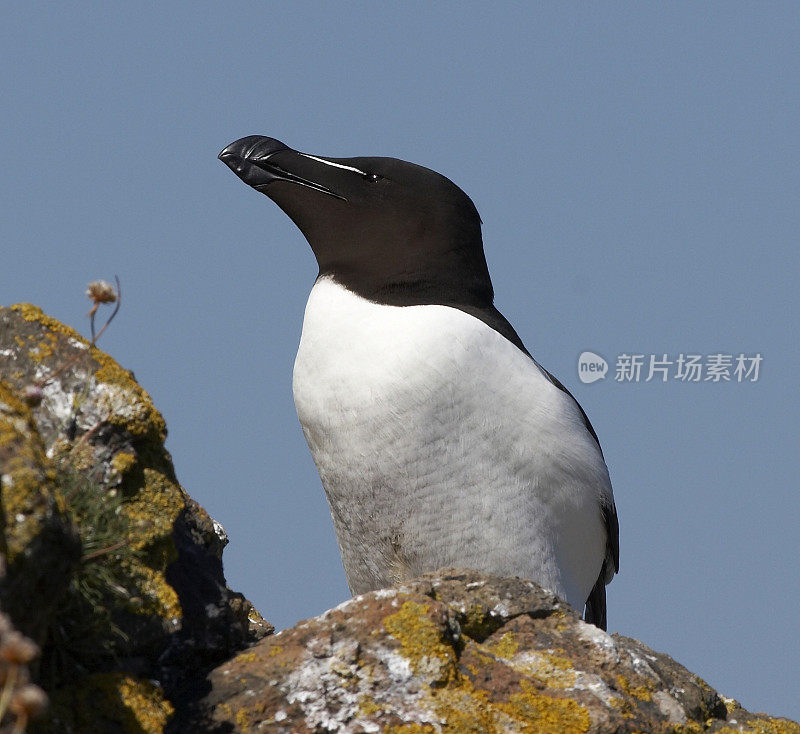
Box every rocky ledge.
[187,569,798,733]
[0,303,796,734]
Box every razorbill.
[219,136,619,628]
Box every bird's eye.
[364,173,383,182]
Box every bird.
[219,135,619,629]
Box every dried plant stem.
[0,663,18,723]
[90,275,121,344]
[82,539,128,562]
[35,275,122,389]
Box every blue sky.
[3,2,798,720]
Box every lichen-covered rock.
[46,673,174,734]
[0,380,80,650]
[0,304,272,732]
[193,569,799,734]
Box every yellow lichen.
[512,651,577,689]
[616,674,653,702]
[506,678,590,733]
[738,720,800,734]
[425,674,590,734]
[480,634,577,690]
[11,303,89,343]
[235,651,257,664]
[357,695,384,718]
[235,706,251,730]
[382,600,590,733]
[116,676,175,733]
[117,465,184,623]
[0,381,57,560]
[111,451,137,476]
[93,353,167,440]
[122,468,184,556]
[720,696,741,716]
[66,440,95,472]
[669,723,704,733]
[484,631,519,660]
[215,702,234,719]
[713,722,800,734]
[0,382,37,431]
[126,563,182,621]
[47,673,173,734]
[28,338,55,362]
[384,600,458,685]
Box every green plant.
[39,464,141,689]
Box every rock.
[0,304,271,732]
[2,304,797,733]
[193,569,799,733]
[0,380,81,651]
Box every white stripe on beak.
[299,153,367,176]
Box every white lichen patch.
[372,588,399,599]
[629,653,658,680]
[212,519,228,545]
[39,376,88,429]
[571,670,617,701]
[282,642,376,731]
[321,596,362,620]
[92,381,144,424]
[652,690,687,724]
[374,646,413,685]
[576,620,619,661]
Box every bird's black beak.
[218,136,346,200]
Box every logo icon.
[577,351,608,384]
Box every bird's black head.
[219,136,493,308]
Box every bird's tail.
[583,572,607,631]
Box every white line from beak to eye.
[299,153,367,176]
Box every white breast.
[292,277,610,611]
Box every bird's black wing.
[583,501,619,630]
